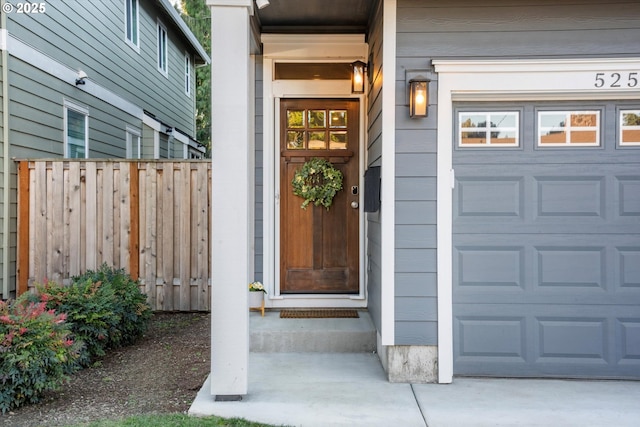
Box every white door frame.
[433,57,640,384]
[261,35,369,308]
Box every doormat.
[279,309,359,319]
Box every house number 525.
[594,72,638,88]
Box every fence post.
[129,162,139,281]
[16,161,30,295]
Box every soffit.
[255,0,376,34]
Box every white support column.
[380,0,396,346]
[207,0,254,398]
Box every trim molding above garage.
[434,58,640,101]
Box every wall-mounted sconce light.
[351,60,367,94]
[75,70,88,86]
[409,78,429,118]
[255,0,270,9]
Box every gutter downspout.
[1,0,11,299]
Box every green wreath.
[291,158,343,210]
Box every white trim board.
[0,29,7,51]
[433,57,640,384]
[379,0,397,347]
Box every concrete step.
[250,310,376,353]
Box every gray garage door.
[452,102,640,378]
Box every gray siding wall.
[8,0,197,135]
[366,0,384,333]
[142,124,155,158]
[9,59,141,159]
[394,0,640,345]
[0,54,4,296]
[159,134,169,158]
[254,56,264,283]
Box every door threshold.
[266,294,367,309]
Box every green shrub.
[22,265,152,366]
[21,278,118,365]
[0,299,81,413]
[73,264,152,347]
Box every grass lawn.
[72,413,286,427]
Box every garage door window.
[458,112,519,147]
[620,110,640,146]
[538,111,600,146]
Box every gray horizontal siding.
[142,124,155,158]
[398,30,640,58]
[395,249,436,273]
[0,56,4,298]
[396,201,436,224]
[392,0,640,346]
[8,0,196,135]
[395,321,438,344]
[254,56,263,283]
[396,0,640,58]
[396,177,436,201]
[366,226,382,331]
[9,59,142,159]
[396,272,436,297]
[159,134,169,158]
[399,5,639,33]
[366,0,384,334]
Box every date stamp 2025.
[2,2,46,14]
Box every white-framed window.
[185,53,192,97]
[458,111,519,147]
[124,0,139,50]
[64,101,89,158]
[126,126,141,159]
[620,110,640,146]
[157,20,168,76]
[538,111,600,146]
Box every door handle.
[351,201,359,209]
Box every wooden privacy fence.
[16,160,211,311]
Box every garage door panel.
[618,319,640,363]
[536,247,605,289]
[535,177,604,217]
[617,177,640,216]
[618,248,640,289]
[455,236,640,297]
[457,246,524,289]
[456,178,523,217]
[455,242,640,305]
[455,173,640,230]
[536,317,608,362]
[455,305,640,377]
[455,314,526,361]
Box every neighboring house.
[0,0,210,299]
[208,0,640,395]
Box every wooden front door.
[280,99,360,294]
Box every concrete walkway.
[189,352,640,427]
